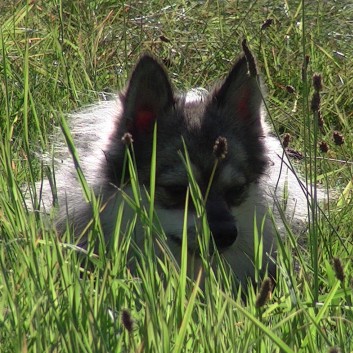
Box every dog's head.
[103,53,272,281]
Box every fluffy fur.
[38,52,313,286]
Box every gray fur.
[38,53,319,286]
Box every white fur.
[37,89,320,287]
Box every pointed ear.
[213,55,263,126]
[123,55,174,134]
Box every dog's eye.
[163,185,188,198]
[157,185,188,208]
[225,184,247,206]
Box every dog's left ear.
[123,55,174,134]
[213,55,263,127]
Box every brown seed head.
[213,136,228,160]
[121,309,134,333]
[122,132,134,145]
[333,257,345,282]
[333,131,344,146]
[282,133,291,148]
[286,85,296,94]
[159,35,171,43]
[313,73,323,92]
[319,141,329,153]
[311,91,321,112]
[286,148,304,160]
[261,18,273,30]
[255,277,273,308]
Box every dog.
[38,44,313,287]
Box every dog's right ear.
[122,55,174,135]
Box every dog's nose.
[206,201,237,249]
[209,221,238,249]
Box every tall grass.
[1,1,353,352]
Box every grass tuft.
[1,1,353,352]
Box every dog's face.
[102,55,274,282]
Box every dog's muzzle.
[206,202,237,250]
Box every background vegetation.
[1,0,353,352]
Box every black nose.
[206,202,237,250]
[209,220,237,249]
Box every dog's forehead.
[182,88,209,128]
[174,90,249,172]
[185,88,209,103]
[188,138,248,180]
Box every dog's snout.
[210,221,238,249]
[206,201,237,249]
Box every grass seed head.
[213,136,228,160]
[319,141,329,153]
[333,257,345,282]
[122,132,134,145]
[256,277,273,308]
[333,131,344,146]
[121,309,134,333]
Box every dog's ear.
[212,55,263,128]
[123,55,174,134]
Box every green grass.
[1,1,353,352]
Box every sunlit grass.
[1,1,353,352]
